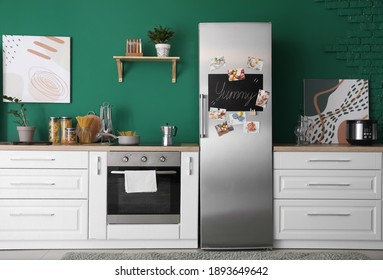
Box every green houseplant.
[2,95,35,142]
[147,25,174,57]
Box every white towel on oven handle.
[124,170,157,193]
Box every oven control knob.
[122,156,129,162]
[141,156,148,162]
[159,156,166,162]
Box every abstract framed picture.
[304,79,369,144]
[2,35,70,103]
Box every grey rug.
[62,250,369,260]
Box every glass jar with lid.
[65,128,77,144]
[60,117,72,144]
[48,117,60,144]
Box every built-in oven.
[107,151,181,224]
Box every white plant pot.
[155,43,171,57]
[17,126,35,142]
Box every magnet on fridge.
[209,56,225,71]
[247,56,264,71]
[229,112,246,125]
[244,121,260,133]
[249,108,257,116]
[228,68,245,81]
[215,121,234,136]
[209,107,226,120]
[255,89,270,108]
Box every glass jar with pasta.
[49,117,60,144]
[65,127,77,144]
[60,117,72,144]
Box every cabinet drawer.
[0,169,88,198]
[107,224,180,240]
[274,152,381,170]
[274,170,381,199]
[274,200,381,240]
[0,200,88,240]
[0,151,88,169]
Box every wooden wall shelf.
[113,56,180,83]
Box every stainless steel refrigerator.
[199,22,273,249]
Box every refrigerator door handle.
[199,94,208,138]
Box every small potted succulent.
[2,95,35,142]
[147,25,174,57]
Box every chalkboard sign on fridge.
[208,74,263,111]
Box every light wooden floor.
[0,249,382,260]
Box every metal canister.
[65,127,77,144]
[60,117,72,144]
[49,117,60,144]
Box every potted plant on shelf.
[2,95,35,142]
[147,25,174,57]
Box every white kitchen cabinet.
[274,151,383,249]
[0,150,89,242]
[0,200,88,240]
[274,169,381,199]
[0,151,88,169]
[0,147,199,249]
[275,200,381,241]
[88,152,107,240]
[274,152,382,170]
[180,152,199,240]
[0,169,88,198]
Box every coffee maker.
[161,124,177,146]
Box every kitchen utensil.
[346,119,377,145]
[161,124,177,146]
[99,102,113,143]
[97,133,140,145]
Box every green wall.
[0,0,369,144]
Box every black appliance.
[346,119,377,146]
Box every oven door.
[107,166,181,224]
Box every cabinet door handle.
[97,156,101,175]
[188,157,193,175]
[307,183,351,187]
[10,182,56,186]
[10,213,56,217]
[10,158,56,161]
[307,159,351,163]
[306,212,351,216]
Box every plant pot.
[155,43,171,57]
[17,126,35,142]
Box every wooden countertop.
[274,144,383,152]
[0,143,199,152]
